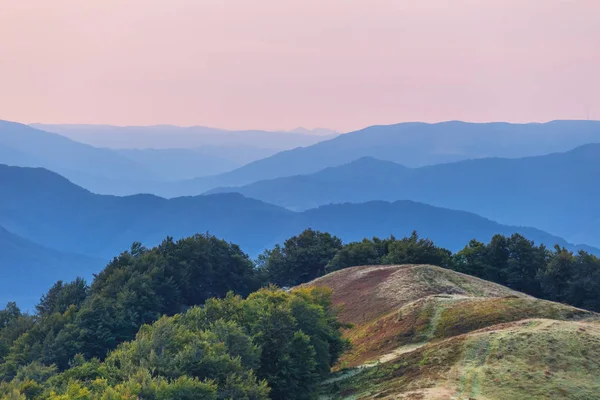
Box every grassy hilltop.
[313,265,600,399]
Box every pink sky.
[1,0,599,132]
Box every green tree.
[481,234,511,283]
[259,229,343,286]
[505,234,547,296]
[566,251,600,310]
[285,332,318,399]
[452,239,491,278]
[0,303,22,330]
[325,237,389,272]
[36,278,89,317]
[538,246,575,302]
[382,231,452,267]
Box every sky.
[1,0,599,132]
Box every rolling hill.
[0,226,103,310]
[208,144,600,247]
[310,265,600,399]
[0,164,596,261]
[162,120,600,196]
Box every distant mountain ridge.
[0,164,596,260]
[11,120,600,197]
[208,144,600,247]
[32,123,335,149]
[0,120,286,193]
[155,120,600,197]
[0,225,103,309]
[0,119,153,181]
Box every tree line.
[1,229,600,399]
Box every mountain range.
[0,120,333,194]
[5,120,600,198]
[31,123,334,149]
[1,164,596,262]
[0,120,154,188]
[151,120,600,197]
[208,144,600,247]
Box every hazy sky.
[1,0,599,132]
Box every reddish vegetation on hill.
[306,264,525,325]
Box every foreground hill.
[309,265,600,399]
[0,165,595,261]
[163,120,600,196]
[0,226,102,308]
[209,145,600,247]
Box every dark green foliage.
[36,279,89,317]
[451,240,490,278]
[453,234,547,296]
[325,232,451,272]
[0,304,22,331]
[103,314,265,398]
[92,235,259,312]
[197,287,348,400]
[538,246,574,302]
[285,332,319,399]
[382,231,452,268]
[258,229,343,287]
[563,251,600,312]
[0,287,344,400]
[504,234,548,296]
[0,234,260,379]
[0,304,33,366]
[326,237,389,272]
[452,234,600,311]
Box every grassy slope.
[340,296,594,370]
[308,264,528,326]
[327,319,600,400]
[309,265,600,399]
